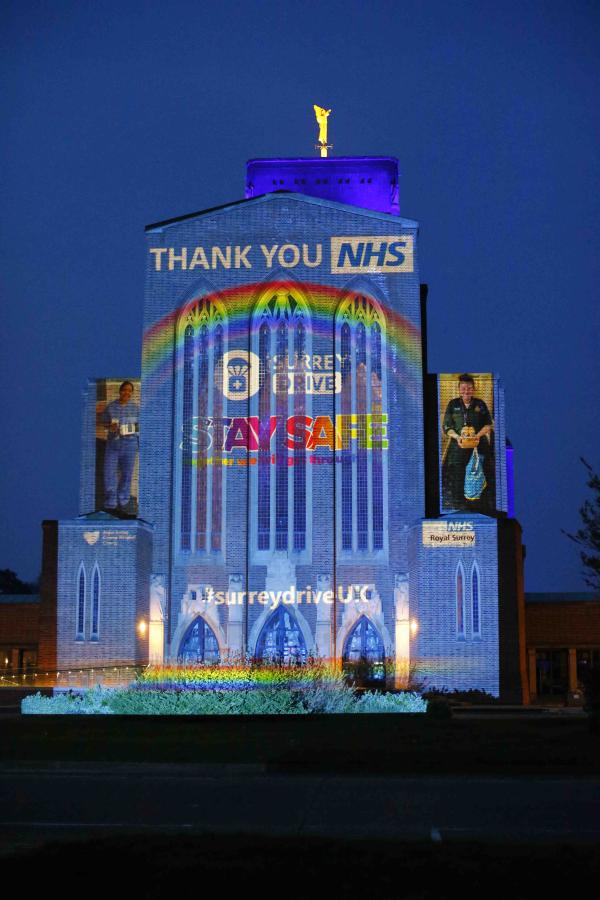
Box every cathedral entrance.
[179,616,220,664]
[255,607,307,664]
[342,616,385,683]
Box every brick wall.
[526,601,600,647]
[56,517,153,667]
[0,601,39,644]
[37,520,58,669]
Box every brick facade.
[525,595,600,699]
[526,599,600,646]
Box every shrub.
[21,687,114,715]
[425,698,453,719]
[106,687,308,716]
[21,668,428,716]
[354,691,427,714]
[22,691,84,715]
[423,688,498,705]
[342,657,388,690]
[134,660,341,693]
[300,673,357,714]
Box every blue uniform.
[102,399,139,510]
[442,397,494,511]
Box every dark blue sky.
[1,0,598,589]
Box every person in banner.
[442,373,494,512]
[102,381,139,516]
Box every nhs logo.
[330,235,414,274]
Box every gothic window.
[91,564,100,640]
[255,606,307,663]
[177,296,227,555]
[471,564,481,636]
[179,616,220,664]
[76,563,85,640]
[336,294,387,555]
[252,288,311,556]
[456,563,465,637]
[342,616,385,681]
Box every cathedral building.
[35,149,528,700]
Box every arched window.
[471,564,481,636]
[177,296,227,555]
[255,606,307,663]
[91,564,100,640]
[179,616,220,664]
[76,563,86,640]
[342,616,385,681]
[336,293,387,555]
[456,563,465,637]
[251,288,311,556]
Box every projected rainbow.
[136,663,340,691]
[142,281,421,401]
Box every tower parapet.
[246,156,400,216]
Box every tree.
[0,569,36,595]
[563,458,600,591]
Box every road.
[1,765,599,851]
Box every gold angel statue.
[313,104,331,146]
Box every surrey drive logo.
[222,350,341,401]
[149,235,414,274]
[222,351,260,401]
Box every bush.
[300,675,358,714]
[355,691,427,714]
[134,660,341,692]
[107,688,308,716]
[22,692,84,715]
[423,688,498,705]
[21,667,429,716]
[342,657,388,690]
[21,687,113,715]
[425,698,452,720]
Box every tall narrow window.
[371,321,384,549]
[275,320,288,550]
[340,322,353,550]
[456,563,465,637]
[76,564,86,640]
[177,297,227,556]
[471,564,481,636]
[181,325,194,550]
[91,564,100,640]
[293,319,306,551]
[336,293,387,555]
[257,321,271,550]
[252,288,311,556]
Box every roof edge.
[146,191,418,232]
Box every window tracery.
[336,294,387,555]
[178,296,227,555]
[252,288,311,556]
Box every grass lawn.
[2,713,599,773]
